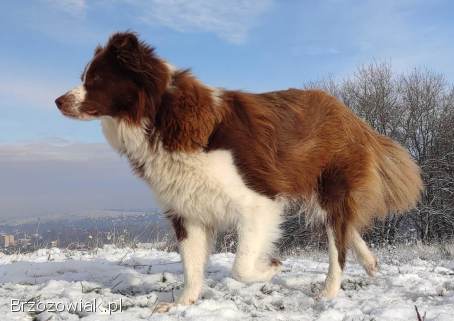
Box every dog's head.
[55,32,170,123]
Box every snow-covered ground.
[0,244,453,321]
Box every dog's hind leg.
[349,227,378,276]
[321,224,345,298]
[320,224,377,299]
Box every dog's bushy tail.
[372,135,423,216]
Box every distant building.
[0,235,15,247]
[17,238,31,247]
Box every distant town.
[0,211,170,254]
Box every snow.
[0,245,453,321]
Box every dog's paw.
[364,256,379,277]
[316,287,339,300]
[176,294,197,305]
[317,277,342,300]
[270,257,282,267]
[266,258,283,279]
[233,258,282,283]
[153,302,175,314]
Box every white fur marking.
[64,84,92,120]
[323,226,342,298]
[163,61,176,74]
[209,87,223,107]
[177,220,212,304]
[82,59,92,83]
[163,60,177,89]
[351,228,378,276]
[69,85,86,106]
[232,203,283,283]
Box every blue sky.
[1,0,453,144]
[1,0,453,220]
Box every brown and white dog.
[55,32,423,308]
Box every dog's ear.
[107,32,143,71]
[94,45,103,56]
[106,31,170,112]
[109,32,139,52]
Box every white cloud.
[0,142,117,162]
[45,0,87,16]
[41,0,273,44]
[131,0,273,44]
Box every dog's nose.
[55,95,65,109]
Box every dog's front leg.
[167,212,213,305]
[177,218,212,304]
[156,214,212,313]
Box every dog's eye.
[86,75,102,88]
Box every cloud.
[36,0,273,44]
[130,0,273,44]
[10,1,103,46]
[0,142,117,162]
[45,0,87,17]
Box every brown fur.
[157,71,225,152]
[166,210,188,242]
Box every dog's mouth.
[57,105,98,121]
[59,109,79,119]
[60,110,98,121]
